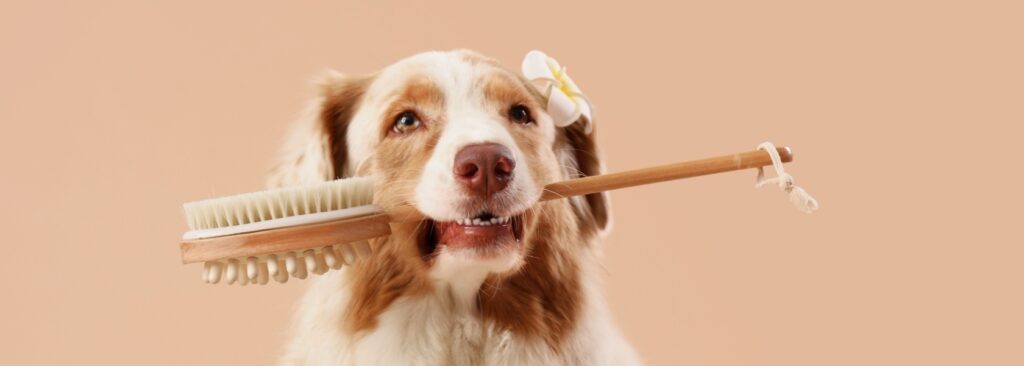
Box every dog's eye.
[392,111,421,134]
[508,105,533,124]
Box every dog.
[269,50,641,366]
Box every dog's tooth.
[225,259,238,284]
[323,246,341,269]
[490,218,498,224]
[246,257,259,280]
[473,218,482,225]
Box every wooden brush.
[181,146,794,285]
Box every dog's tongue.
[434,221,515,249]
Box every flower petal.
[555,68,583,96]
[522,50,594,133]
[572,95,593,133]
[522,50,556,82]
[547,88,582,127]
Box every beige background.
[2,0,1021,365]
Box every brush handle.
[181,147,793,263]
[540,146,791,201]
[386,146,792,222]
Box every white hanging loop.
[755,142,819,213]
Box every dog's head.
[271,50,608,288]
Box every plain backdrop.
[1,1,1021,365]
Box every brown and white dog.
[269,50,641,366]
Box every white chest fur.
[281,270,642,366]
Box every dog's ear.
[558,117,611,234]
[267,71,370,187]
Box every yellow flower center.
[547,63,577,98]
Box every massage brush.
[181,144,814,285]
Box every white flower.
[521,50,594,134]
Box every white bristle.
[182,177,375,232]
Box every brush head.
[180,177,383,286]
[183,177,376,240]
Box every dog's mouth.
[418,211,525,261]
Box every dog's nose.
[453,143,515,197]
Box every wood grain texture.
[180,213,392,263]
[180,147,793,263]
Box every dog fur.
[269,50,641,366]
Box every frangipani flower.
[521,50,594,134]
